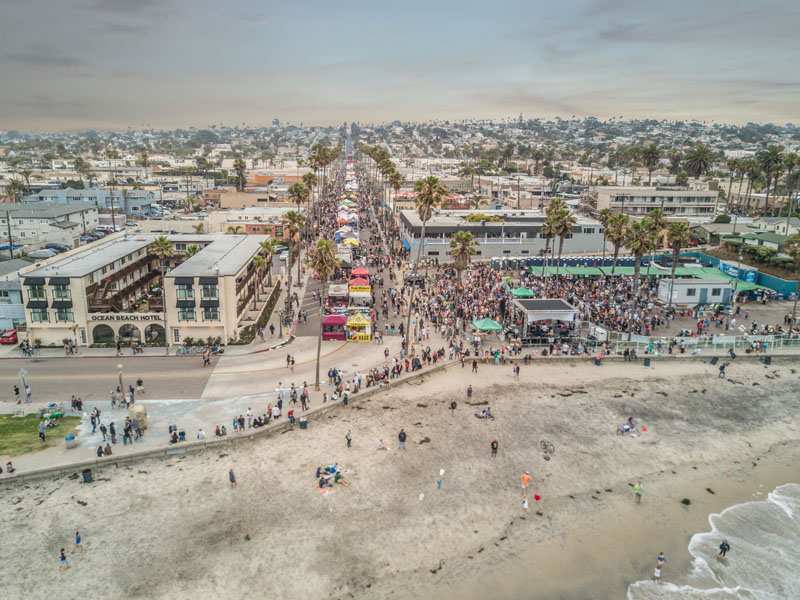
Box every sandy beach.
[1,356,799,600]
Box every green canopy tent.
[511,287,535,298]
[472,318,503,332]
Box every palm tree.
[252,255,266,308]
[449,231,477,288]
[259,237,279,286]
[302,172,318,212]
[389,171,403,214]
[226,225,243,234]
[288,182,307,210]
[683,143,714,178]
[540,213,559,275]
[192,223,205,234]
[645,208,667,276]
[606,213,629,274]
[405,175,447,349]
[185,244,200,258]
[309,239,339,390]
[233,157,247,192]
[549,200,576,276]
[151,236,174,353]
[757,145,784,214]
[5,178,26,203]
[598,208,613,263]
[625,218,653,295]
[666,222,691,308]
[640,143,661,186]
[282,210,306,287]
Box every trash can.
[643,358,651,368]
[299,419,308,430]
[81,468,93,483]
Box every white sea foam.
[628,484,800,600]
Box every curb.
[0,359,453,487]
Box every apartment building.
[594,186,719,218]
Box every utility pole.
[6,210,13,259]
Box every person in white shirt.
[197,428,206,440]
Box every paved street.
[0,355,217,403]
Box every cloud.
[89,0,161,13]
[5,45,87,69]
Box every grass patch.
[0,414,81,457]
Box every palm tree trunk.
[634,255,642,297]
[726,173,735,211]
[541,238,550,276]
[612,246,620,274]
[404,221,427,350]
[764,176,771,215]
[315,277,327,391]
[667,248,679,308]
[556,236,564,276]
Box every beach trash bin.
[65,433,77,449]
[299,419,308,430]
[178,430,186,442]
[643,358,651,368]
[81,468,93,484]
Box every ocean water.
[628,484,800,600]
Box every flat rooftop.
[167,235,267,277]
[23,233,269,279]
[401,209,600,228]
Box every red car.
[0,329,18,345]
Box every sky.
[0,0,798,131]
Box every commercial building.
[594,186,719,218]
[24,187,155,217]
[0,258,33,329]
[19,233,275,348]
[657,278,733,307]
[0,202,98,248]
[206,207,298,240]
[398,209,605,262]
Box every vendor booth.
[347,312,372,341]
[322,314,347,340]
[327,283,349,310]
[351,267,369,278]
[349,277,372,307]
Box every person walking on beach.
[718,540,730,558]
[58,548,69,571]
[718,363,727,378]
[466,385,473,400]
[491,439,498,457]
[398,428,407,450]
[345,430,352,448]
[521,471,531,494]
[656,552,666,567]
[633,481,643,504]
[74,530,84,555]
[228,468,237,488]
[471,359,478,373]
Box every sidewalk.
[0,268,312,361]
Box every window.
[52,284,71,300]
[502,250,511,254]
[203,306,219,321]
[521,250,529,255]
[175,243,186,251]
[172,327,181,343]
[28,285,46,300]
[178,308,196,321]
[55,308,74,322]
[686,288,696,297]
[711,288,721,297]
[583,228,595,234]
[30,308,49,322]
[176,284,194,300]
[427,251,440,256]
[201,285,218,300]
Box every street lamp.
[117,363,123,395]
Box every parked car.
[279,250,289,261]
[28,249,57,259]
[45,243,71,253]
[0,329,18,345]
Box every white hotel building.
[19,233,275,348]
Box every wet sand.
[1,357,799,600]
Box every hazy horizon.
[1,0,798,132]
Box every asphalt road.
[0,355,216,403]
